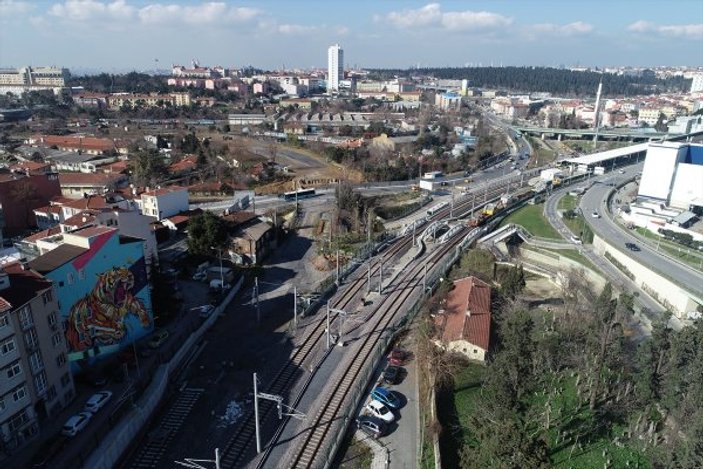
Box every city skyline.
[0,0,702,72]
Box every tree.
[186,212,228,256]
[129,149,168,186]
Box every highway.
[578,166,703,299]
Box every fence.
[82,277,244,469]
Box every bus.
[426,201,449,217]
[281,188,316,201]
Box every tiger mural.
[66,267,151,354]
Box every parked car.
[365,400,395,423]
[148,329,170,349]
[618,169,626,174]
[625,242,641,251]
[192,304,215,318]
[209,279,231,293]
[84,391,113,414]
[388,348,408,366]
[357,416,387,438]
[192,271,207,281]
[62,412,92,437]
[383,365,401,385]
[591,211,600,218]
[371,387,400,409]
[570,235,583,245]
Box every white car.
[365,399,395,423]
[618,169,626,174]
[62,412,92,437]
[192,304,215,318]
[570,235,583,245]
[84,391,113,414]
[591,211,600,218]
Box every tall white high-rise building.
[327,44,344,93]
[690,74,703,93]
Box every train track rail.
[219,172,527,467]
[285,232,466,468]
[218,232,412,467]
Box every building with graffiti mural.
[28,226,152,372]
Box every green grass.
[632,227,703,272]
[447,367,649,468]
[500,203,561,239]
[527,137,557,167]
[548,249,599,273]
[563,214,594,244]
[558,194,578,211]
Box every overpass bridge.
[514,125,668,142]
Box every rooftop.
[1,263,53,309]
[142,185,187,197]
[28,244,88,274]
[436,276,491,351]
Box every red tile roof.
[436,276,491,351]
[62,211,97,227]
[168,155,198,174]
[69,225,116,238]
[9,161,51,174]
[0,297,12,313]
[33,205,62,215]
[22,226,62,243]
[40,135,115,152]
[222,211,257,226]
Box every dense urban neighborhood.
[1,2,703,469]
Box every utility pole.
[326,301,331,349]
[336,249,340,285]
[378,259,383,294]
[293,286,297,327]
[254,373,261,454]
[254,277,261,324]
[423,263,428,291]
[366,263,371,295]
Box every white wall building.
[0,66,69,95]
[638,142,703,210]
[327,44,344,93]
[690,73,703,93]
[138,186,189,221]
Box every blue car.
[371,387,400,409]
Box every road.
[578,166,703,299]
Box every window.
[29,352,43,374]
[12,386,26,402]
[47,385,57,402]
[0,314,8,329]
[8,409,29,431]
[18,306,33,330]
[24,329,38,350]
[66,273,74,285]
[47,312,57,328]
[60,372,71,388]
[34,372,47,395]
[56,353,66,368]
[51,332,62,348]
[78,269,85,280]
[42,290,53,304]
[6,361,22,379]
[1,338,16,355]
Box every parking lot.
[351,336,419,469]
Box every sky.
[1,0,702,73]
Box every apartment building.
[0,66,69,95]
[106,92,192,109]
[0,264,75,452]
[138,186,189,220]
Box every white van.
[62,412,92,437]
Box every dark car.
[388,348,409,366]
[383,365,402,385]
[357,416,387,439]
[625,242,640,251]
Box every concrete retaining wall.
[517,247,607,290]
[593,235,700,317]
[84,276,244,469]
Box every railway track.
[219,172,528,467]
[218,232,412,467]
[285,231,466,468]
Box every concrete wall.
[517,247,607,291]
[593,234,701,317]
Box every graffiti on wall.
[65,267,151,354]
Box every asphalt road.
[578,166,703,299]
